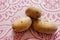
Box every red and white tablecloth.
[0,0,60,40]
